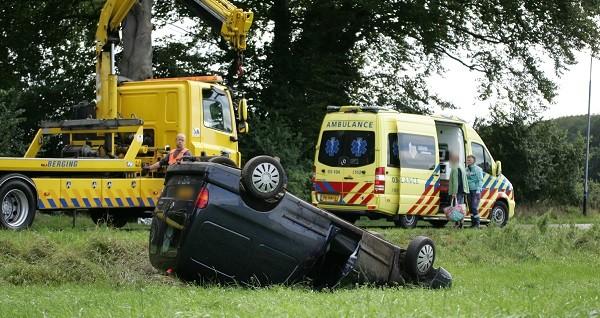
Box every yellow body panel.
[32,177,164,210]
[312,107,516,221]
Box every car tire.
[241,156,287,200]
[490,201,509,227]
[405,236,436,279]
[0,179,36,230]
[394,214,418,229]
[90,210,128,228]
[207,156,238,168]
[429,220,449,228]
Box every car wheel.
[241,156,287,201]
[90,210,128,228]
[490,201,508,227]
[207,156,238,168]
[405,236,436,279]
[0,180,36,230]
[394,214,418,229]
[429,220,448,228]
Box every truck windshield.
[202,88,233,133]
[318,130,375,167]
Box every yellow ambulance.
[311,106,515,228]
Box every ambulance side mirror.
[495,161,502,176]
[237,99,249,134]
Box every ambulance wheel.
[429,220,449,228]
[490,201,508,227]
[395,215,418,229]
[405,236,436,279]
[90,210,128,228]
[207,156,238,168]
[241,156,287,201]
[0,180,36,230]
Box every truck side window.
[472,142,492,174]
[398,134,436,170]
[388,133,400,168]
[202,88,233,133]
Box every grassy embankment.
[0,213,599,317]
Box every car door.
[396,118,440,216]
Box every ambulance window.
[202,88,233,133]
[318,131,375,167]
[472,142,492,174]
[388,133,400,168]
[398,134,436,170]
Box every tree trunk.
[120,0,153,81]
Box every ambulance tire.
[0,179,36,230]
[207,156,237,168]
[490,201,509,227]
[395,215,418,229]
[241,156,287,201]
[90,210,128,228]
[405,236,436,279]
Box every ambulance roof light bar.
[326,105,394,113]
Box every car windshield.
[318,130,375,167]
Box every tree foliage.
[477,110,585,205]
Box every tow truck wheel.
[90,210,128,228]
[241,156,287,201]
[405,236,436,279]
[490,201,509,227]
[0,180,36,230]
[394,215,418,229]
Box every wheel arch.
[0,173,38,200]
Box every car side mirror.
[237,99,249,134]
[495,160,502,176]
[238,121,249,134]
[238,99,248,122]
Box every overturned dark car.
[149,156,452,289]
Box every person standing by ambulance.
[448,153,469,228]
[145,133,192,170]
[466,154,484,228]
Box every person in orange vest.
[145,133,192,170]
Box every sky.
[429,51,599,124]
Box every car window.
[398,134,436,170]
[318,130,375,167]
[202,88,233,133]
[472,142,492,174]
[388,133,400,168]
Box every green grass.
[1,214,600,317]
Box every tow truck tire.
[208,156,238,168]
[394,214,418,229]
[90,210,128,228]
[0,179,36,230]
[405,236,436,279]
[490,201,509,227]
[241,156,287,201]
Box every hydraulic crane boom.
[95,0,253,119]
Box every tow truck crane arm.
[95,0,253,119]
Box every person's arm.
[477,166,484,193]
[145,156,168,171]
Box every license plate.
[320,193,340,203]
[176,187,195,200]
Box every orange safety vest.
[168,148,190,165]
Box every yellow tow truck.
[0,0,253,229]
